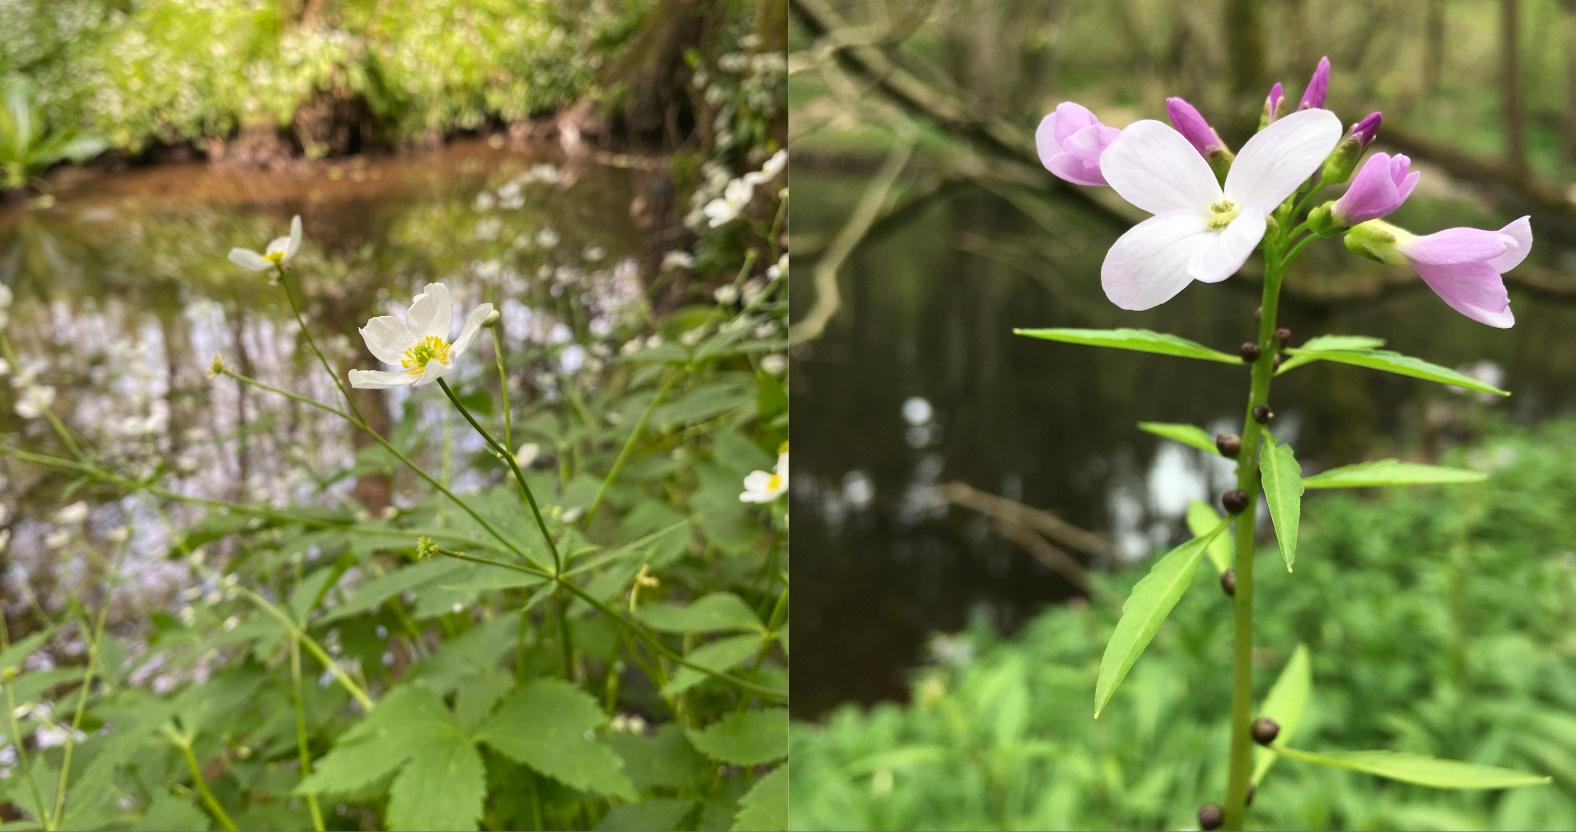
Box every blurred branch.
[1382,128,1576,236]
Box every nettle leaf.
[320,559,465,624]
[661,633,765,697]
[1275,335,1385,374]
[732,765,788,832]
[637,592,764,634]
[386,736,487,831]
[1094,521,1229,718]
[1258,435,1304,572]
[1254,644,1311,785]
[1302,459,1487,489]
[1013,327,1240,364]
[1272,747,1550,789]
[1282,347,1510,396]
[478,679,636,800]
[596,798,695,832]
[687,709,788,766]
[1185,500,1232,575]
[1137,422,1219,455]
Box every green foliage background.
[791,418,1576,831]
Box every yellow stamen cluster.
[402,335,452,375]
[766,472,784,492]
[1207,198,1240,230]
[264,249,286,264]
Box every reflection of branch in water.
[936,481,1121,608]
[790,139,914,345]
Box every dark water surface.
[789,177,1576,719]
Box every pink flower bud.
[1165,97,1227,157]
[1262,82,1285,124]
[1035,102,1120,187]
[1298,56,1331,110]
[1331,152,1418,225]
[1350,111,1381,149]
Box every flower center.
[766,472,783,492]
[1206,199,1240,230]
[264,249,286,264]
[401,335,452,375]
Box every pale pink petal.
[1487,216,1532,272]
[1403,228,1511,266]
[1188,212,1267,283]
[1224,109,1342,216]
[1414,261,1514,328]
[1049,101,1099,144]
[1100,212,1212,310]
[348,369,416,389]
[1101,120,1221,215]
[406,283,454,340]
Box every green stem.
[1,657,49,829]
[490,325,513,451]
[173,735,239,832]
[276,266,363,422]
[582,370,678,526]
[289,638,326,832]
[1222,235,1289,830]
[234,587,374,712]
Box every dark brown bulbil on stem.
[1252,404,1274,424]
[1220,569,1236,597]
[1274,327,1292,347]
[1239,342,1261,361]
[1215,432,1242,457]
[1221,489,1249,514]
[1198,803,1224,830]
[1252,717,1281,745]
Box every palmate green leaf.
[320,559,465,623]
[1185,500,1232,575]
[386,734,487,831]
[0,623,58,672]
[1275,335,1385,374]
[687,708,788,766]
[1253,644,1311,785]
[595,798,695,831]
[1258,435,1304,572]
[733,765,788,832]
[1094,520,1230,718]
[661,632,766,697]
[1282,347,1510,396]
[479,679,637,800]
[1012,328,1240,364]
[637,592,765,634]
[1137,422,1219,455]
[1273,746,1550,789]
[298,686,454,796]
[1302,459,1487,489]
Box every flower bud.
[1298,56,1331,110]
[1275,328,1292,347]
[1319,112,1383,186]
[209,354,226,378]
[1252,717,1281,745]
[484,308,501,327]
[1220,569,1237,597]
[1198,804,1225,831]
[1221,489,1249,514]
[1253,404,1274,424]
[1239,342,1261,362]
[1214,432,1242,457]
[1165,97,1234,180]
[1259,82,1285,129]
[1330,151,1417,227]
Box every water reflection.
[0,140,671,668]
[789,180,1576,719]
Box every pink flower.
[1165,97,1227,158]
[1263,82,1285,123]
[1401,218,1531,328]
[1299,57,1331,110]
[1331,152,1418,225]
[1096,109,1342,310]
[1036,102,1121,187]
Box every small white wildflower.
[43,529,70,549]
[349,283,493,390]
[740,442,789,504]
[662,251,696,270]
[54,502,89,524]
[713,284,740,305]
[15,385,54,419]
[228,215,303,271]
[766,253,789,281]
[761,354,787,375]
[703,179,755,228]
[515,443,541,467]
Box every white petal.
[265,236,291,257]
[1100,120,1221,215]
[450,303,493,358]
[228,248,271,271]
[411,356,455,387]
[407,283,453,340]
[1100,212,1212,311]
[359,315,415,365]
[287,215,303,258]
[349,369,415,389]
[1224,108,1342,216]
[1188,212,1267,283]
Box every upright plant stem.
[289,638,326,832]
[173,735,239,832]
[1223,234,1287,830]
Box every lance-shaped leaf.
[1302,459,1486,489]
[1253,645,1311,784]
[1259,435,1303,572]
[1013,328,1240,364]
[1094,520,1230,718]
[1275,335,1385,374]
[1281,347,1510,396]
[1138,422,1220,455]
[1271,746,1550,789]
[1185,500,1232,574]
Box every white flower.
[713,284,740,305]
[761,354,787,375]
[515,443,541,467]
[745,149,788,187]
[54,502,88,524]
[704,179,755,228]
[15,385,54,419]
[739,443,789,504]
[662,251,696,270]
[44,529,70,549]
[228,215,303,271]
[348,283,493,389]
[766,253,788,281]
[1097,110,1341,310]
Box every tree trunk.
[1224,0,1265,139]
[1563,0,1576,167]
[596,0,711,143]
[1422,0,1446,97]
[755,0,787,53]
[1502,0,1529,175]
